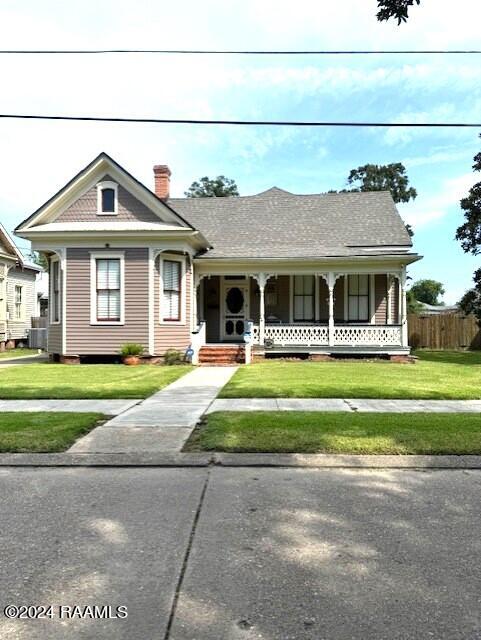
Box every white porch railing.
[252,323,402,348]
[334,325,402,347]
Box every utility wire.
[0,48,480,55]
[0,114,480,127]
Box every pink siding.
[57,175,160,223]
[154,255,192,355]
[66,248,149,355]
[375,274,388,323]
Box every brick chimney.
[153,164,171,200]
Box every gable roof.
[15,152,196,234]
[0,222,41,270]
[168,189,414,259]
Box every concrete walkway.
[69,366,237,454]
[0,353,48,366]
[0,399,140,414]
[207,398,481,413]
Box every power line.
[0,114,480,127]
[0,48,480,55]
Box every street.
[1,467,480,639]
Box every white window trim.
[14,284,25,321]
[159,255,186,326]
[50,256,61,325]
[90,251,125,325]
[96,181,118,216]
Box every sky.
[0,0,480,303]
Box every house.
[15,152,421,364]
[417,302,459,316]
[0,222,43,349]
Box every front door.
[221,278,249,341]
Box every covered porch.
[193,265,409,355]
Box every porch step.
[199,345,245,365]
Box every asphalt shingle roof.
[168,188,413,259]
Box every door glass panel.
[226,287,244,314]
[225,320,234,335]
[235,320,245,335]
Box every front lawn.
[0,348,40,360]
[188,411,481,454]
[0,412,104,452]
[220,350,481,399]
[0,363,192,399]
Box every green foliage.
[29,251,48,270]
[458,268,481,326]
[119,343,144,357]
[406,289,423,314]
[410,279,445,306]
[456,138,481,327]
[346,163,417,203]
[185,176,239,198]
[376,0,421,24]
[456,149,481,256]
[163,349,186,365]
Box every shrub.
[119,343,144,357]
[163,349,186,365]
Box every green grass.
[0,412,104,452]
[0,364,192,399]
[189,411,481,454]
[0,348,40,360]
[219,350,481,400]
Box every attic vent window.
[97,181,118,215]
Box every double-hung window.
[348,275,370,322]
[14,285,23,320]
[162,260,181,322]
[95,258,122,322]
[50,258,60,323]
[293,275,314,322]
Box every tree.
[456,139,481,324]
[410,279,445,306]
[185,176,239,198]
[458,269,481,324]
[29,251,48,270]
[346,163,417,203]
[406,289,423,314]
[376,0,421,24]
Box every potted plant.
[119,343,144,366]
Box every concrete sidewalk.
[207,398,481,413]
[0,399,139,414]
[69,366,237,454]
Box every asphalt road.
[0,467,480,639]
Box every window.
[101,188,115,213]
[14,285,23,320]
[95,258,121,322]
[50,258,60,323]
[163,260,181,321]
[96,181,118,215]
[348,274,370,322]
[293,275,314,321]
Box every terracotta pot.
[122,355,140,366]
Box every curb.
[0,452,481,469]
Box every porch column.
[327,272,335,346]
[386,274,393,325]
[400,268,408,347]
[258,273,267,346]
[314,274,320,322]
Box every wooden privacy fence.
[408,313,481,350]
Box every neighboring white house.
[0,222,43,348]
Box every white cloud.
[399,172,479,228]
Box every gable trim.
[15,152,196,233]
